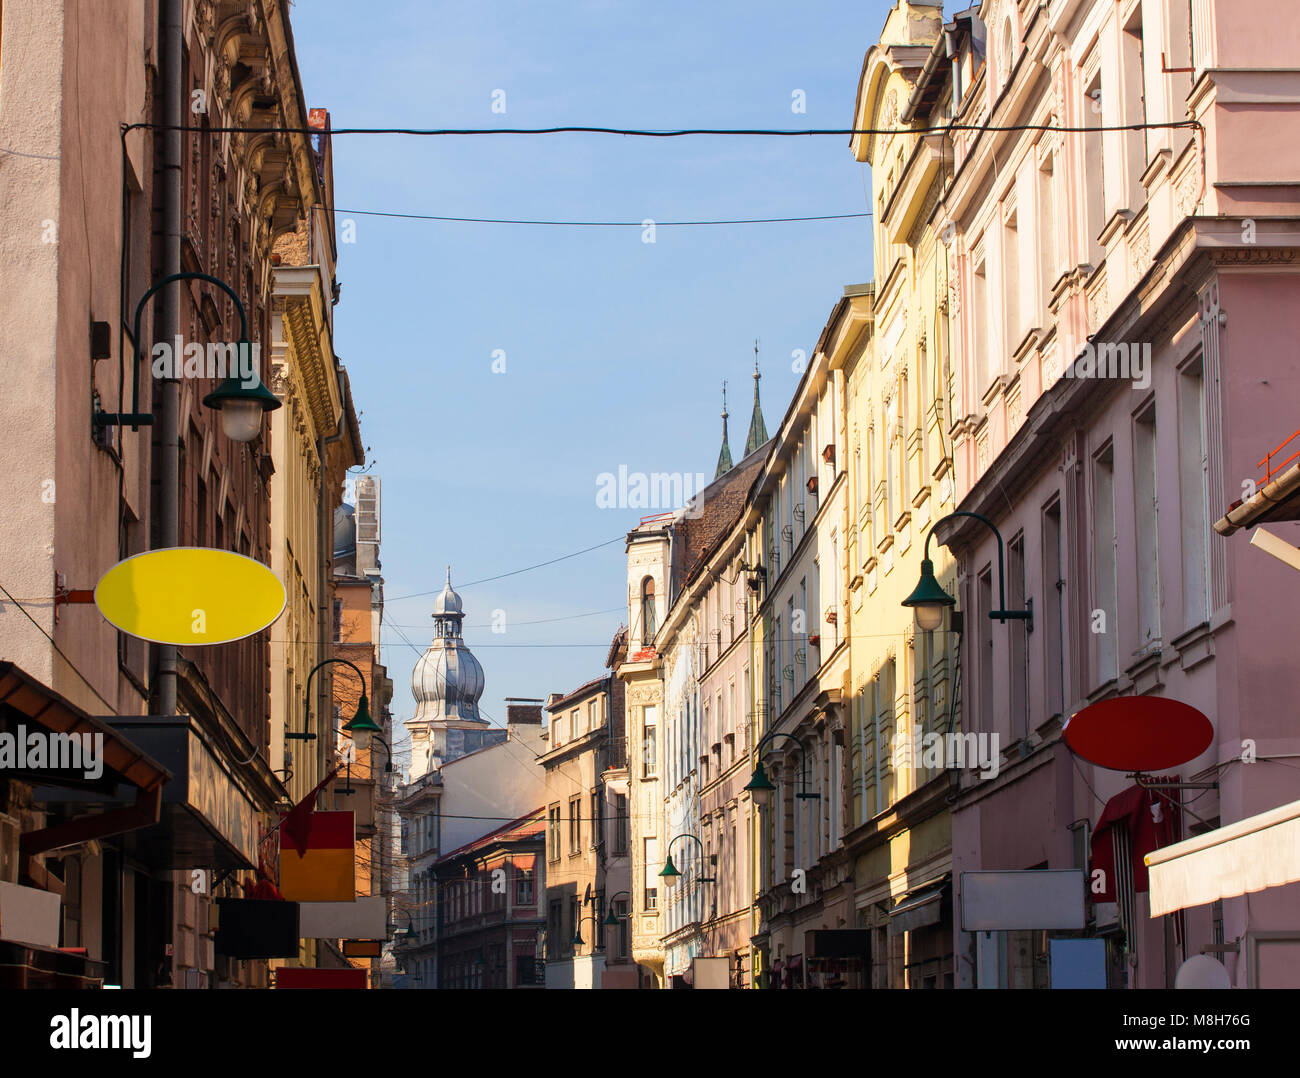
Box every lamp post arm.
[304,656,369,733]
[753,729,810,789]
[128,271,249,424]
[666,832,705,863]
[923,510,1010,615]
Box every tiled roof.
[434,808,545,864]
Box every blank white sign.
[960,870,1086,931]
[298,895,388,939]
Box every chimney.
[505,698,544,726]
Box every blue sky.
[292,1,893,756]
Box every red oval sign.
[1063,696,1213,771]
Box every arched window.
[640,577,657,645]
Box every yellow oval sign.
[95,547,286,645]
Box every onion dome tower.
[405,568,496,777]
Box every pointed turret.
[714,381,733,479]
[744,343,768,457]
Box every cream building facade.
[747,329,856,988]
[841,1,961,989]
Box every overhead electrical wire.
[385,534,626,602]
[123,119,1200,138]
[326,207,872,227]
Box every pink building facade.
[891,0,1300,986]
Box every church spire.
[714,381,733,479]
[744,341,768,457]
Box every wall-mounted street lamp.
[572,914,606,953]
[287,657,376,743]
[743,730,821,809]
[93,271,280,443]
[902,510,1033,633]
[659,833,717,890]
[602,890,631,927]
[388,909,417,940]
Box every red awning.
[1091,780,1179,901]
[0,662,170,892]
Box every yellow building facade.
[841,1,960,989]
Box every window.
[1003,208,1021,351]
[642,712,657,777]
[332,598,343,643]
[1093,443,1119,684]
[643,837,659,910]
[640,577,657,645]
[612,793,629,855]
[973,254,990,393]
[1042,499,1066,719]
[548,805,561,862]
[798,579,808,684]
[613,899,630,960]
[702,700,710,779]
[1038,153,1057,320]
[568,896,580,952]
[550,716,562,749]
[515,867,534,906]
[1000,19,1014,90]
[1178,357,1210,626]
[1122,7,1150,190]
[978,569,994,735]
[570,708,580,740]
[1008,533,1028,741]
[1134,401,1160,651]
[547,900,562,957]
[884,394,898,524]
[588,697,599,730]
[591,791,603,849]
[1083,70,1105,265]
[876,659,897,813]
[568,796,582,854]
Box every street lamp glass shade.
[902,557,955,632]
[743,762,777,807]
[201,366,281,443]
[603,908,620,927]
[343,692,380,750]
[914,603,945,632]
[217,399,264,443]
[659,854,681,889]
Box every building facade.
[891,0,1300,987]
[395,697,546,988]
[431,811,546,990]
[329,477,393,985]
[540,657,632,989]
[617,374,771,988]
[842,1,962,989]
[0,0,357,988]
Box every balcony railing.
[602,735,628,771]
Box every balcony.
[602,735,628,772]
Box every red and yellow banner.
[278,810,355,902]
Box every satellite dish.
[1175,954,1231,989]
[1063,696,1213,772]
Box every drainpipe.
[157,0,182,716]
